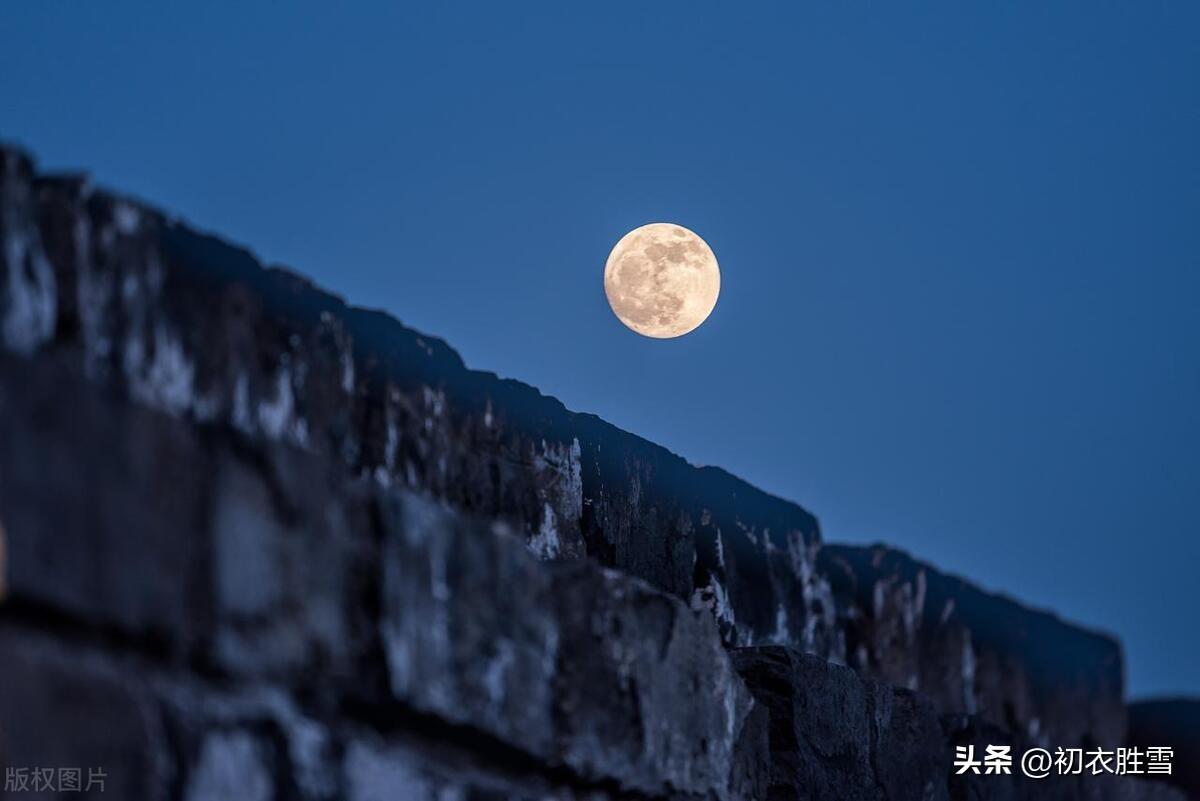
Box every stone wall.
[1127,701,1200,800]
[0,145,1187,800]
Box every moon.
[604,223,720,338]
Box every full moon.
[604,223,720,338]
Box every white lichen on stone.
[113,202,140,235]
[422,385,445,433]
[380,495,458,713]
[791,534,838,659]
[124,324,195,415]
[482,639,516,705]
[284,715,337,799]
[527,502,561,560]
[961,631,978,714]
[184,731,273,801]
[908,569,927,639]
[734,518,759,547]
[256,370,293,435]
[340,346,355,393]
[770,603,789,644]
[256,368,308,445]
[691,574,737,644]
[721,668,739,747]
[345,740,462,801]
[528,438,582,558]
[157,686,335,800]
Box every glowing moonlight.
[604,223,720,338]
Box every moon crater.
[604,223,720,338]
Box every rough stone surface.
[378,490,757,798]
[0,144,1138,748]
[733,646,947,801]
[0,144,1189,801]
[0,351,760,799]
[819,544,1126,748]
[732,648,1186,801]
[0,627,169,800]
[1126,700,1200,801]
[0,144,822,653]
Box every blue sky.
[3,2,1197,697]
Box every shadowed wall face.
[1,1,1197,702]
[0,148,1187,800]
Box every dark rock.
[2,146,1133,756]
[732,645,947,801]
[875,687,950,800]
[819,544,1126,748]
[341,736,616,801]
[0,345,759,799]
[0,148,55,355]
[546,560,752,797]
[1,143,822,655]
[1127,699,1200,801]
[941,715,1024,801]
[0,626,169,800]
[376,489,560,760]
[1,146,1133,755]
[378,491,757,799]
[0,349,213,656]
[0,349,376,684]
[0,143,1166,800]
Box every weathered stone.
[548,560,753,797]
[156,681,342,801]
[729,701,772,801]
[2,143,821,654]
[344,740,464,801]
[733,645,947,801]
[206,442,375,684]
[2,145,1136,758]
[0,626,169,800]
[0,349,369,681]
[0,149,56,355]
[378,490,757,800]
[183,732,274,801]
[941,715,1024,801]
[734,648,1184,801]
[1126,699,1200,801]
[0,519,7,602]
[0,342,759,798]
[1082,778,1193,801]
[819,544,1126,749]
[874,687,949,801]
[377,491,559,760]
[0,143,1172,801]
[0,350,213,655]
[342,737,613,801]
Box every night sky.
[3,2,1197,697]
